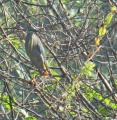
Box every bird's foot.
[43,70,49,77]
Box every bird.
[25,26,49,76]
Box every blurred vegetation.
[0,0,117,120]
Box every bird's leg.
[42,64,49,76]
[43,63,46,70]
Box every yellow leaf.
[98,27,106,36]
[94,37,101,46]
[111,6,116,12]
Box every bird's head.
[26,26,39,33]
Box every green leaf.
[115,79,117,85]
[104,98,110,105]
[98,106,108,116]
[97,94,103,100]
[51,70,61,81]
[86,71,91,76]
[0,93,16,110]
[105,12,113,25]
[39,0,47,4]
[10,37,20,49]
[47,84,55,90]
[30,71,38,78]
[75,19,82,27]
[45,103,50,107]
[70,111,76,115]
[110,103,117,109]
[85,61,95,70]
[80,62,95,76]
[61,0,67,3]
[25,116,37,120]
[82,108,88,113]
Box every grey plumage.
[25,27,46,75]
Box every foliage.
[0,0,117,119]
[25,116,37,120]
[0,93,16,110]
[94,6,116,46]
[98,26,107,37]
[105,12,113,25]
[80,61,95,76]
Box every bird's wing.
[33,34,46,62]
[37,44,46,62]
[36,44,41,54]
[37,41,46,60]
